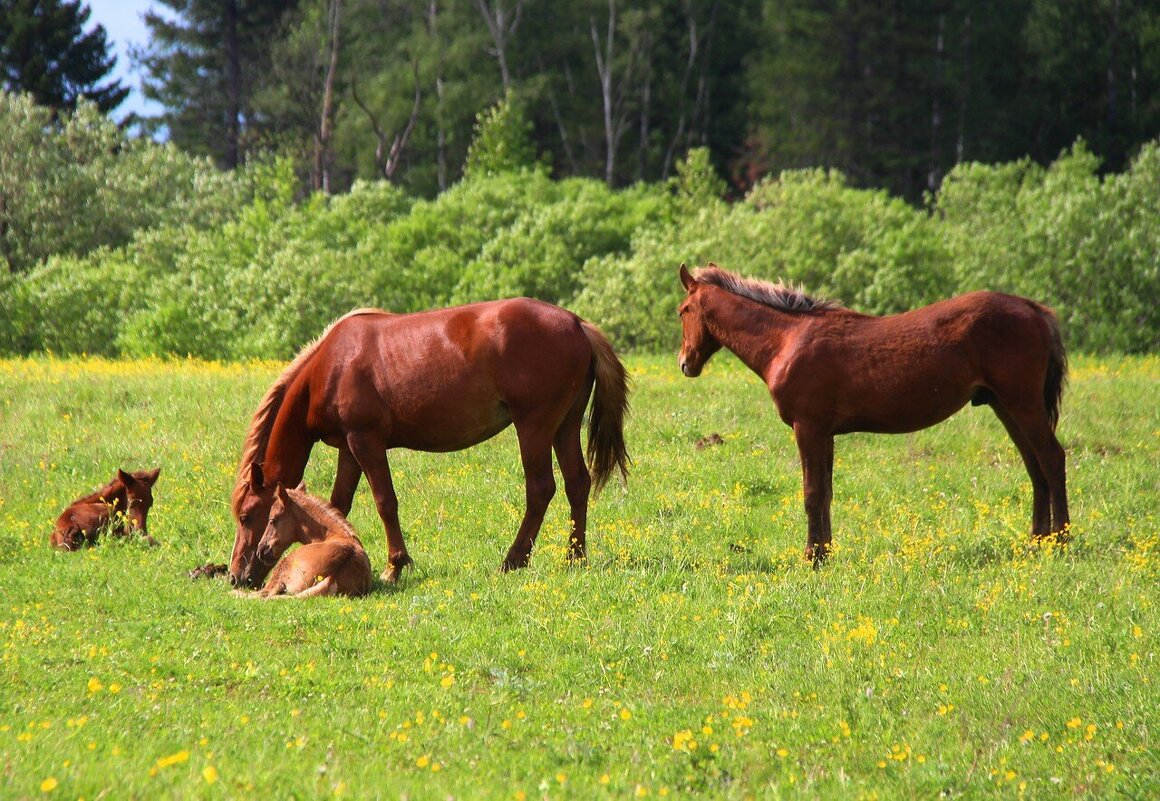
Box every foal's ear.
[294,480,306,492]
[679,263,697,292]
[141,467,161,486]
[116,468,131,485]
[247,462,266,492]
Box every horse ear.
[679,263,697,292]
[116,468,131,485]
[295,480,306,492]
[247,462,265,492]
[142,467,161,486]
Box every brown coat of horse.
[254,484,372,598]
[230,300,630,588]
[677,264,1068,561]
[51,468,161,550]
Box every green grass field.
[1,354,1156,799]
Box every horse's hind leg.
[993,399,1069,537]
[502,417,558,572]
[347,433,412,582]
[553,391,592,563]
[991,403,1052,536]
[293,576,337,597]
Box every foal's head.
[120,467,161,537]
[255,482,306,568]
[677,263,722,377]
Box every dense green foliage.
[1,355,1156,797]
[127,0,1160,199]
[0,92,252,275]
[1,123,1158,356]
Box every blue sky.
[87,0,159,120]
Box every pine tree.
[135,0,295,168]
[0,0,128,113]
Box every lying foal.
[253,484,372,598]
[51,468,161,550]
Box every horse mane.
[694,265,841,313]
[232,308,386,514]
[285,487,362,543]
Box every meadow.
[0,353,1156,799]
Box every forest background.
[1,0,1158,356]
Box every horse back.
[300,299,592,450]
[774,291,1059,433]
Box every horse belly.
[832,371,976,434]
[385,387,514,451]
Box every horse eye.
[239,513,250,524]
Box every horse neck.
[262,383,314,488]
[79,480,127,509]
[703,288,801,379]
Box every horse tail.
[1040,305,1068,431]
[581,321,631,492]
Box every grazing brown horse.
[230,300,630,588]
[252,484,372,598]
[677,263,1068,562]
[51,468,161,550]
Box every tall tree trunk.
[423,1,448,190]
[223,0,242,169]
[591,0,618,187]
[928,13,945,194]
[314,0,343,194]
[476,0,522,91]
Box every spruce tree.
[0,0,128,113]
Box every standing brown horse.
[252,484,373,598]
[677,263,1068,562]
[51,468,161,550]
[230,300,630,588]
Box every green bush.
[936,141,1160,352]
[0,92,249,274]
[452,178,670,306]
[0,121,1155,357]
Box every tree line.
[5,1,1157,201]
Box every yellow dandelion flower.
[416,755,430,768]
[619,708,632,721]
[155,750,190,769]
[86,677,103,694]
[40,777,58,793]
[202,766,218,784]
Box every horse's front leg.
[329,445,363,516]
[793,423,834,564]
[346,433,412,582]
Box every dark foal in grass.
[51,468,161,550]
[677,263,1069,562]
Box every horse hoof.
[381,554,413,583]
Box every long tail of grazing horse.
[581,321,630,492]
[1040,306,1068,431]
